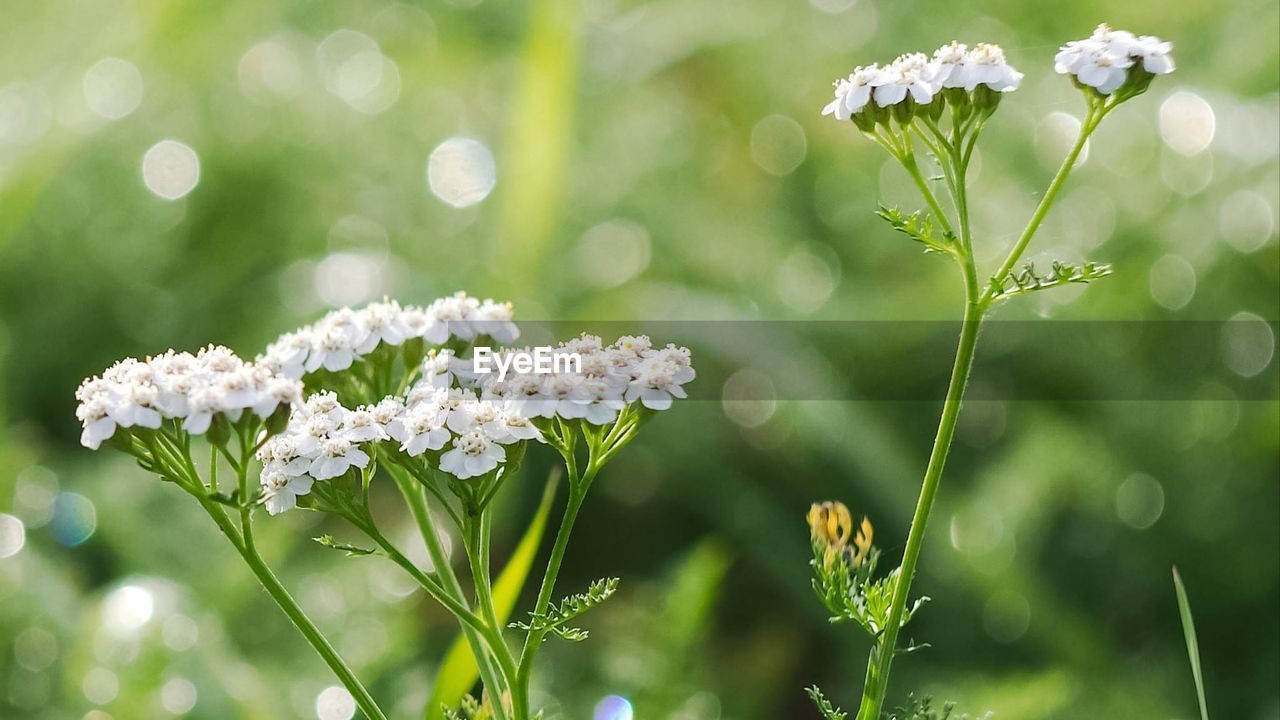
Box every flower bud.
[206,413,232,447]
[264,403,291,437]
[924,98,944,122]
[808,501,853,548]
[972,84,1002,113]
[402,337,425,374]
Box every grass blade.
[1172,566,1209,720]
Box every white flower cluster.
[474,334,696,422]
[823,42,1022,120]
[255,333,696,514]
[76,346,303,450]
[256,387,540,513]
[258,293,519,378]
[1054,24,1174,94]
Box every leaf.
[1173,566,1210,720]
[988,260,1112,301]
[425,472,559,720]
[496,0,583,290]
[312,534,378,557]
[805,686,847,720]
[875,205,956,254]
[510,577,619,642]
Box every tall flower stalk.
[810,25,1175,720]
[76,293,694,720]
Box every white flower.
[493,403,543,443]
[963,43,1023,92]
[261,470,314,515]
[474,299,520,344]
[259,330,311,379]
[932,42,970,89]
[341,407,389,443]
[1134,35,1175,74]
[822,65,882,120]
[395,404,451,456]
[439,430,506,480]
[77,345,298,450]
[872,55,937,107]
[1056,24,1173,95]
[309,437,370,480]
[355,300,409,354]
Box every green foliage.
[806,686,847,720]
[987,261,1112,301]
[442,694,492,720]
[811,538,928,638]
[875,206,957,254]
[883,694,987,720]
[1173,567,1211,720]
[510,577,619,642]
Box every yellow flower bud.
[807,501,853,549]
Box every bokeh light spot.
[775,247,837,313]
[1115,473,1165,530]
[51,492,96,547]
[102,585,155,633]
[427,137,496,208]
[315,686,355,720]
[1221,311,1275,378]
[142,140,201,200]
[750,114,807,176]
[983,590,1030,643]
[1219,190,1276,253]
[1159,91,1215,156]
[82,667,119,705]
[594,695,634,720]
[1147,254,1196,310]
[161,677,198,714]
[82,58,143,120]
[721,368,778,429]
[575,220,651,288]
[0,514,25,559]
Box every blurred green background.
[0,0,1277,718]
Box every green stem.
[187,456,387,720]
[512,463,595,714]
[983,107,1099,307]
[900,148,957,240]
[857,300,984,720]
[464,508,523,717]
[390,468,510,720]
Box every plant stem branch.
[983,107,1098,307]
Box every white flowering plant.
[812,25,1174,720]
[76,292,694,720]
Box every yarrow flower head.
[474,334,696,423]
[1055,24,1174,96]
[76,346,301,450]
[822,41,1021,128]
[258,292,520,380]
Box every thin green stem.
[186,452,388,720]
[464,508,522,717]
[389,468,510,720]
[857,300,983,720]
[899,149,957,240]
[983,107,1099,307]
[512,460,596,714]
